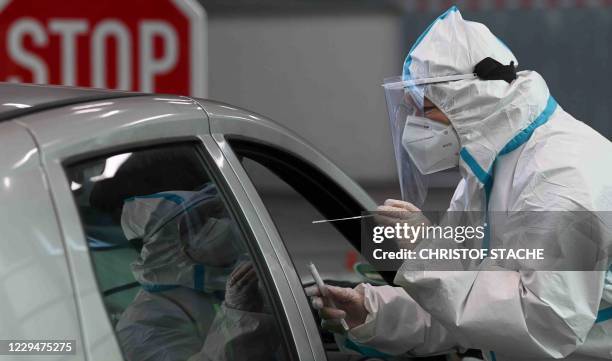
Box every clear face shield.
[383,73,475,207]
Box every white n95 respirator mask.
[401,115,460,175]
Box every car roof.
[0,82,139,122]
[0,82,377,211]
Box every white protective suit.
[115,185,279,361]
[349,7,612,361]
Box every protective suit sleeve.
[395,268,606,359]
[115,291,207,361]
[348,283,463,356]
[115,291,280,361]
[394,198,610,359]
[197,304,280,361]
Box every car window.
[241,156,368,283]
[64,142,292,361]
[229,139,398,361]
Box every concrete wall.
[208,13,402,189]
[207,9,611,194]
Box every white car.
[0,83,401,361]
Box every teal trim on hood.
[193,264,205,291]
[460,148,493,192]
[142,284,180,293]
[344,338,390,358]
[460,96,557,254]
[596,307,612,323]
[125,192,185,205]
[499,96,558,155]
[403,5,458,79]
[460,96,558,194]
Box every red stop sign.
[0,0,206,97]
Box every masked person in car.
[115,183,280,361]
[308,6,612,361]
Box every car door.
[202,103,419,361]
[20,95,310,361]
[211,135,402,359]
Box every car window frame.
[192,142,302,361]
[227,137,396,285]
[62,140,301,361]
[23,96,209,361]
[230,138,365,242]
[23,96,311,361]
[212,134,333,361]
[214,133,400,361]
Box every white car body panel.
[15,95,209,361]
[0,83,376,361]
[0,120,83,361]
